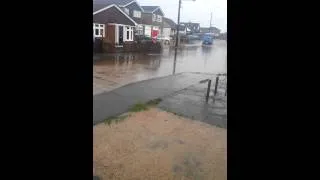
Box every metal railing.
[199,73,227,102]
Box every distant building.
[180,22,201,35]
[141,6,165,38]
[93,0,144,46]
[200,27,221,36]
[178,23,187,35]
[93,2,137,46]
[163,17,177,38]
[177,22,200,35]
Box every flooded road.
[93,40,227,94]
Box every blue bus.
[202,33,214,45]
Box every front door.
[118,26,124,45]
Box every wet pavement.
[92,176,100,180]
[93,73,214,125]
[158,75,227,129]
[93,40,227,95]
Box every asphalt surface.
[158,77,227,129]
[93,72,214,125]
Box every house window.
[152,14,156,21]
[144,25,152,37]
[93,23,105,38]
[124,8,129,15]
[127,27,130,40]
[124,26,134,41]
[136,25,143,35]
[133,10,141,18]
[157,15,162,22]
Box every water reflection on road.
[93,40,227,94]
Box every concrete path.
[93,72,213,125]
[158,80,227,129]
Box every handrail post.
[214,76,219,96]
[206,79,211,102]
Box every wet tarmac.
[93,40,227,94]
[93,73,215,125]
[158,75,227,129]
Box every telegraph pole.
[209,12,212,33]
[173,0,195,74]
[173,0,182,74]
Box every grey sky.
[138,0,227,32]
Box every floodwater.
[93,40,227,94]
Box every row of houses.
[93,0,222,53]
[93,0,177,49]
[178,23,221,36]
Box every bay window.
[93,23,105,38]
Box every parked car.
[157,36,171,45]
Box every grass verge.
[104,114,130,126]
[104,98,163,125]
[129,98,162,112]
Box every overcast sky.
[138,0,227,32]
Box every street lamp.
[173,0,196,74]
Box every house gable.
[94,0,132,6]
[123,1,144,11]
[141,13,153,25]
[93,6,136,26]
[152,8,164,16]
[123,1,144,24]
[141,6,158,13]
[140,6,164,27]
[164,17,177,29]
